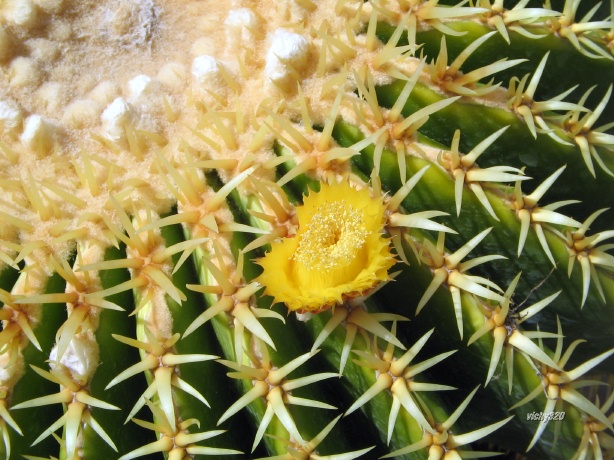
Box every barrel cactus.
[0,0,613,459]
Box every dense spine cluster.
[0,0,613,459]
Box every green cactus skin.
[0,0,613,459]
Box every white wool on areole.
[20,114,57,155]
[0,99,23,133]
[101,96,137,143]
[2,0,39,30]
[128,74,154,100]
[127,74,164,114]
[49,335,98,382]
[191,55,224,89]
[225,8,259,44]
[265,29,310,91]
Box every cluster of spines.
[0,0,613,459]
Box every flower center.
[293,201,368,270]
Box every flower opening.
[257,180,395,313]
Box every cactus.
[1,0,614,459]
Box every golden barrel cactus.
[0,0,613,459]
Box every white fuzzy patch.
[8,56,40,88]
[32,0,65,15]
[0,351,24,388]
[0,100,23,133]
[225,8,257,29]
[49,336,97,382]
[101,97,136,142]
[89,81,120,106]
[62,98,100,128]
[265,29,310,90]
[157,62,186,89]
[21,114,56,155]
[127,74,163,115]
[225,8,258,44]
[128,74,154,100]
[191,54,226,92]
[36,81,64,112]
[2,0,39,29]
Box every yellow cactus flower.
[257,180,395,313]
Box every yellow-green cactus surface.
[0,0,613,459]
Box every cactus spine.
[0,0,613,459]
